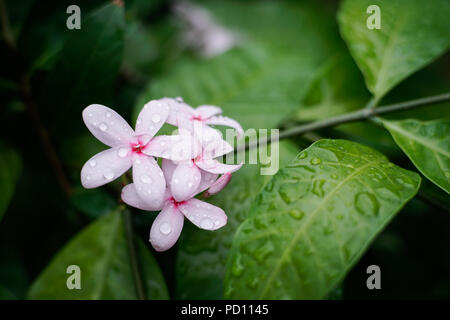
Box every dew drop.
[231,254,244,277]
[174,178,179,184]
[89,160,97,167]
[99,123,108,131]
[200,218,214,230]
[85,175,91,180]
[117,147,128,158]
[187,181,193,188]
[254,242,274,263]
[151,114,161,123]
[310,157,321,165]
[298,152,307,159]
[355,192,379,216]
[288,209,304,220]
[159,222,172,235]
[103,169,114,180]
[140,174,152,184]
[106,112,111,118]
[312,179,325,197]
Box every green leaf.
[295,53,370,121]
[28,208,168,299]
[0,147,22,222]
[71,187,116,219]
[176,141,299,299]
[134,1,342,130]
[40,2,125,137]
[383,119,450,193]
[338,0,450,99]
[224,139,420,299]
[0,284,16,300]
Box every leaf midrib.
[258,159,377,299]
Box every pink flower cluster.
[81,98,243,251]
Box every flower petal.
[82,104,134,147]
[143,134,200,161]
[121,183,164,211]
[161,97,195,126]
[195,105,222,119]
[196,159,243,174]
[205,115,244,139]
[206,172,232,196]
[161,158,178,182]
[149,203,184,252]
[135,100,170,137]
[196,169,218,193]
[132,154,166,209]
[81,147,132,188]
[179,198,227,230]
[192,121,223,147]
[202,138,234,159]
[170,161,201,202]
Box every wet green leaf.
[338,0,450,99]
[224,139,420,299]
[383,119,450,193]
[0,147,22,222]
[28,208,168,299]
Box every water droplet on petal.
[159,222,172,235]
[89,160,97,167]
[174,178,179,184]
[200,218,214,230]
[117,147,128,158]
[140,174,152,184]
[151,114,161,123]
[103,169,114,180]
[106,112,111,118]
[187,181,193,188]
[99,123,108,131]
[86,175,91,180]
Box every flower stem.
[240,92,450,151]
[123,209,146,300]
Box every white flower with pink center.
[81,100,198,209]
[81,97,244,252]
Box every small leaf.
[224,139,420,299]
[0,147,22,222]
[28,208,168,299]
[383,119,450,193]
[338,0,450,99]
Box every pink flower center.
[169,197,185,208]
[130,141,147,154]
[190,115,203,121]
